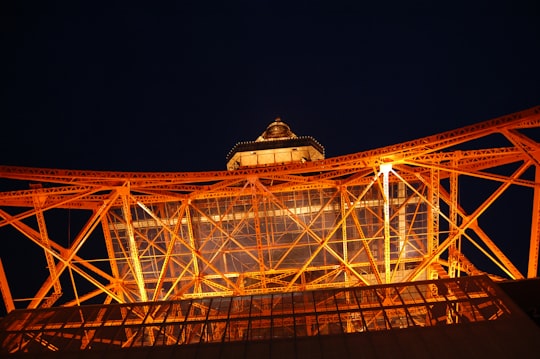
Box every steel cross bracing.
[0,106,539,311]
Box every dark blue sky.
[3,1,539,171]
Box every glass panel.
[0,275,520,355]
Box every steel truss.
[0,106,539,312]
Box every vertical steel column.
[397,182,406,274]
[528,165,540,278]
[381,163,392,284]
[448,156,460,278]
[341,187,349,284]
[250,179,267,289]
[428,168,440,280]
[184,204,201,294]
[120,186,148,302]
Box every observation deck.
[226,118,324,170]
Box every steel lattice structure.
[0,106,539,314]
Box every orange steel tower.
[0,106,540,355]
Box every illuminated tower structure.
[1,108,540,358]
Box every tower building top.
[258,117,296,140]
[226,117,324,170]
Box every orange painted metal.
[0,106,538,311]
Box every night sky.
[3,1,539,172]
[1,1,540,314]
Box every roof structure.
[2,275,539,358]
